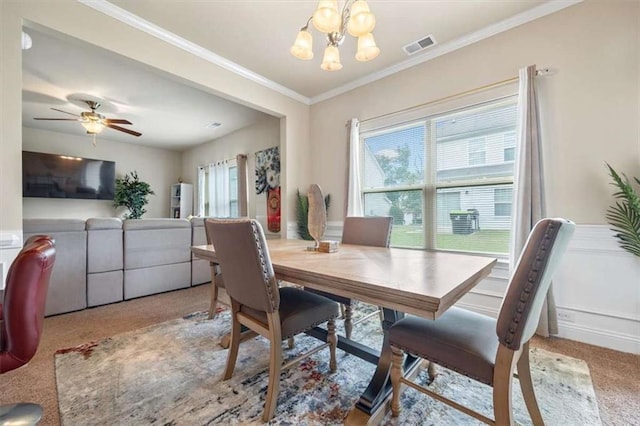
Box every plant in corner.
[296,189,330,240]
[605,163,640,257]
[114,171,155,219]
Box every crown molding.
[78,0,582,107]
[77,0,311,105]
[309,0,583,104]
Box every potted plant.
[114,171,155,219]
[605,163,640,257]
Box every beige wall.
[0,0,310,247]
[22,127,181,219]
[181,116,281,232]
[310,0,640,223]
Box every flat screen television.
[22,151,116,200]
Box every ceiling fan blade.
[34,118,82,121]
[105,118,133,125]
[106,123,142,137]
[50,108,81,117]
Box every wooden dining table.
[191,239,497,425]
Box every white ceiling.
[23,0,578,151]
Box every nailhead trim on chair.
[500,221,560,350]
[248,220,279,312]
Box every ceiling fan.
[34,100,142,138]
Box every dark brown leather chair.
[307,216,392,338]
[0,235,56,425]
[207,218,339,422]
[389,218,575,425]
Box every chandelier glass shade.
[80,112,106,134]
[290,0,378,71]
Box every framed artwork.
[255,147,280,232]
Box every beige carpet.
[1,285,638,425]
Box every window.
[468,138,486,165]
[197,158,239,217]
[360,98,517,255]
[494,187,512,217]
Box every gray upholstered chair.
[207,218,339,422]
[307,216,392,339]
[389,218,575,425]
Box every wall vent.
[207,122,222,129]
[402,35,436,56]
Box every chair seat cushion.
[389,307,499,385]
[242,287,339,339]
[304,287,352,306]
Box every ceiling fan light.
[312,0,341,33]
[355,33,380,62]
[347,1,375,36]
[320,45,342,71]
[290,29,314,60]
[81,120,105,134]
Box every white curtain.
[346,118,363,217]
[510,64,557,337]
[197,166,206,216]
[207,159,235,217]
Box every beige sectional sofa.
[22,217,210,316]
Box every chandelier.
[290,0,379,71]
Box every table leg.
[350,308,419,422]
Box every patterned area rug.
[55,307,601,425]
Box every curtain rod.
[358,68,551,125]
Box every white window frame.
[359,94,518,255]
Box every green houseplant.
[296,189,331,240]
[114,171,155,219]
[605,163,640,257]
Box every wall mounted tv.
[22,151,116,200]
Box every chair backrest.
[496,218,575,350]
[206,218,280,313]
[342,216,393,247]
[0,235,56,373]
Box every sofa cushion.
[23,218,86,233]
[86,218,122,230]
[123,218,190,231]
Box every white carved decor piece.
[307,184,327,250]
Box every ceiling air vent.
[207,122,222,129]
[402,35,436,56]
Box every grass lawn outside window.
[390,225,510,254]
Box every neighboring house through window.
[360,96,517,255]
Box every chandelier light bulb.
[290,29,314,60]
[312,0,341,34]
[355,32,380,62]
[321,45,343,71]
[347,0,376,37]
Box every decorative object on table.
[605,163,640,257]
[255,146,281,232]
[317,240,339,253]
[54,309,602,425]
[113,171,154,219]
[290,0,379,71]
[296,189,331,240]
[307,184,328,249]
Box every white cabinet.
[170,183,193,218]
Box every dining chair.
[203,219,226,320]
[1,235,56,425]
[389,218,575,425]
[306,216,392,339]
[207,218,339,422]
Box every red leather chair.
[0,235,56,425]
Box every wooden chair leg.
[390,346,404,417]
[327,319,337,372]
[517,342,545,425]
[223,307,241,380]
[344,304,353,339]
[493,346,518,426]
[287,336,295,349]
[263,312,283,422]
[208,268,219,320]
